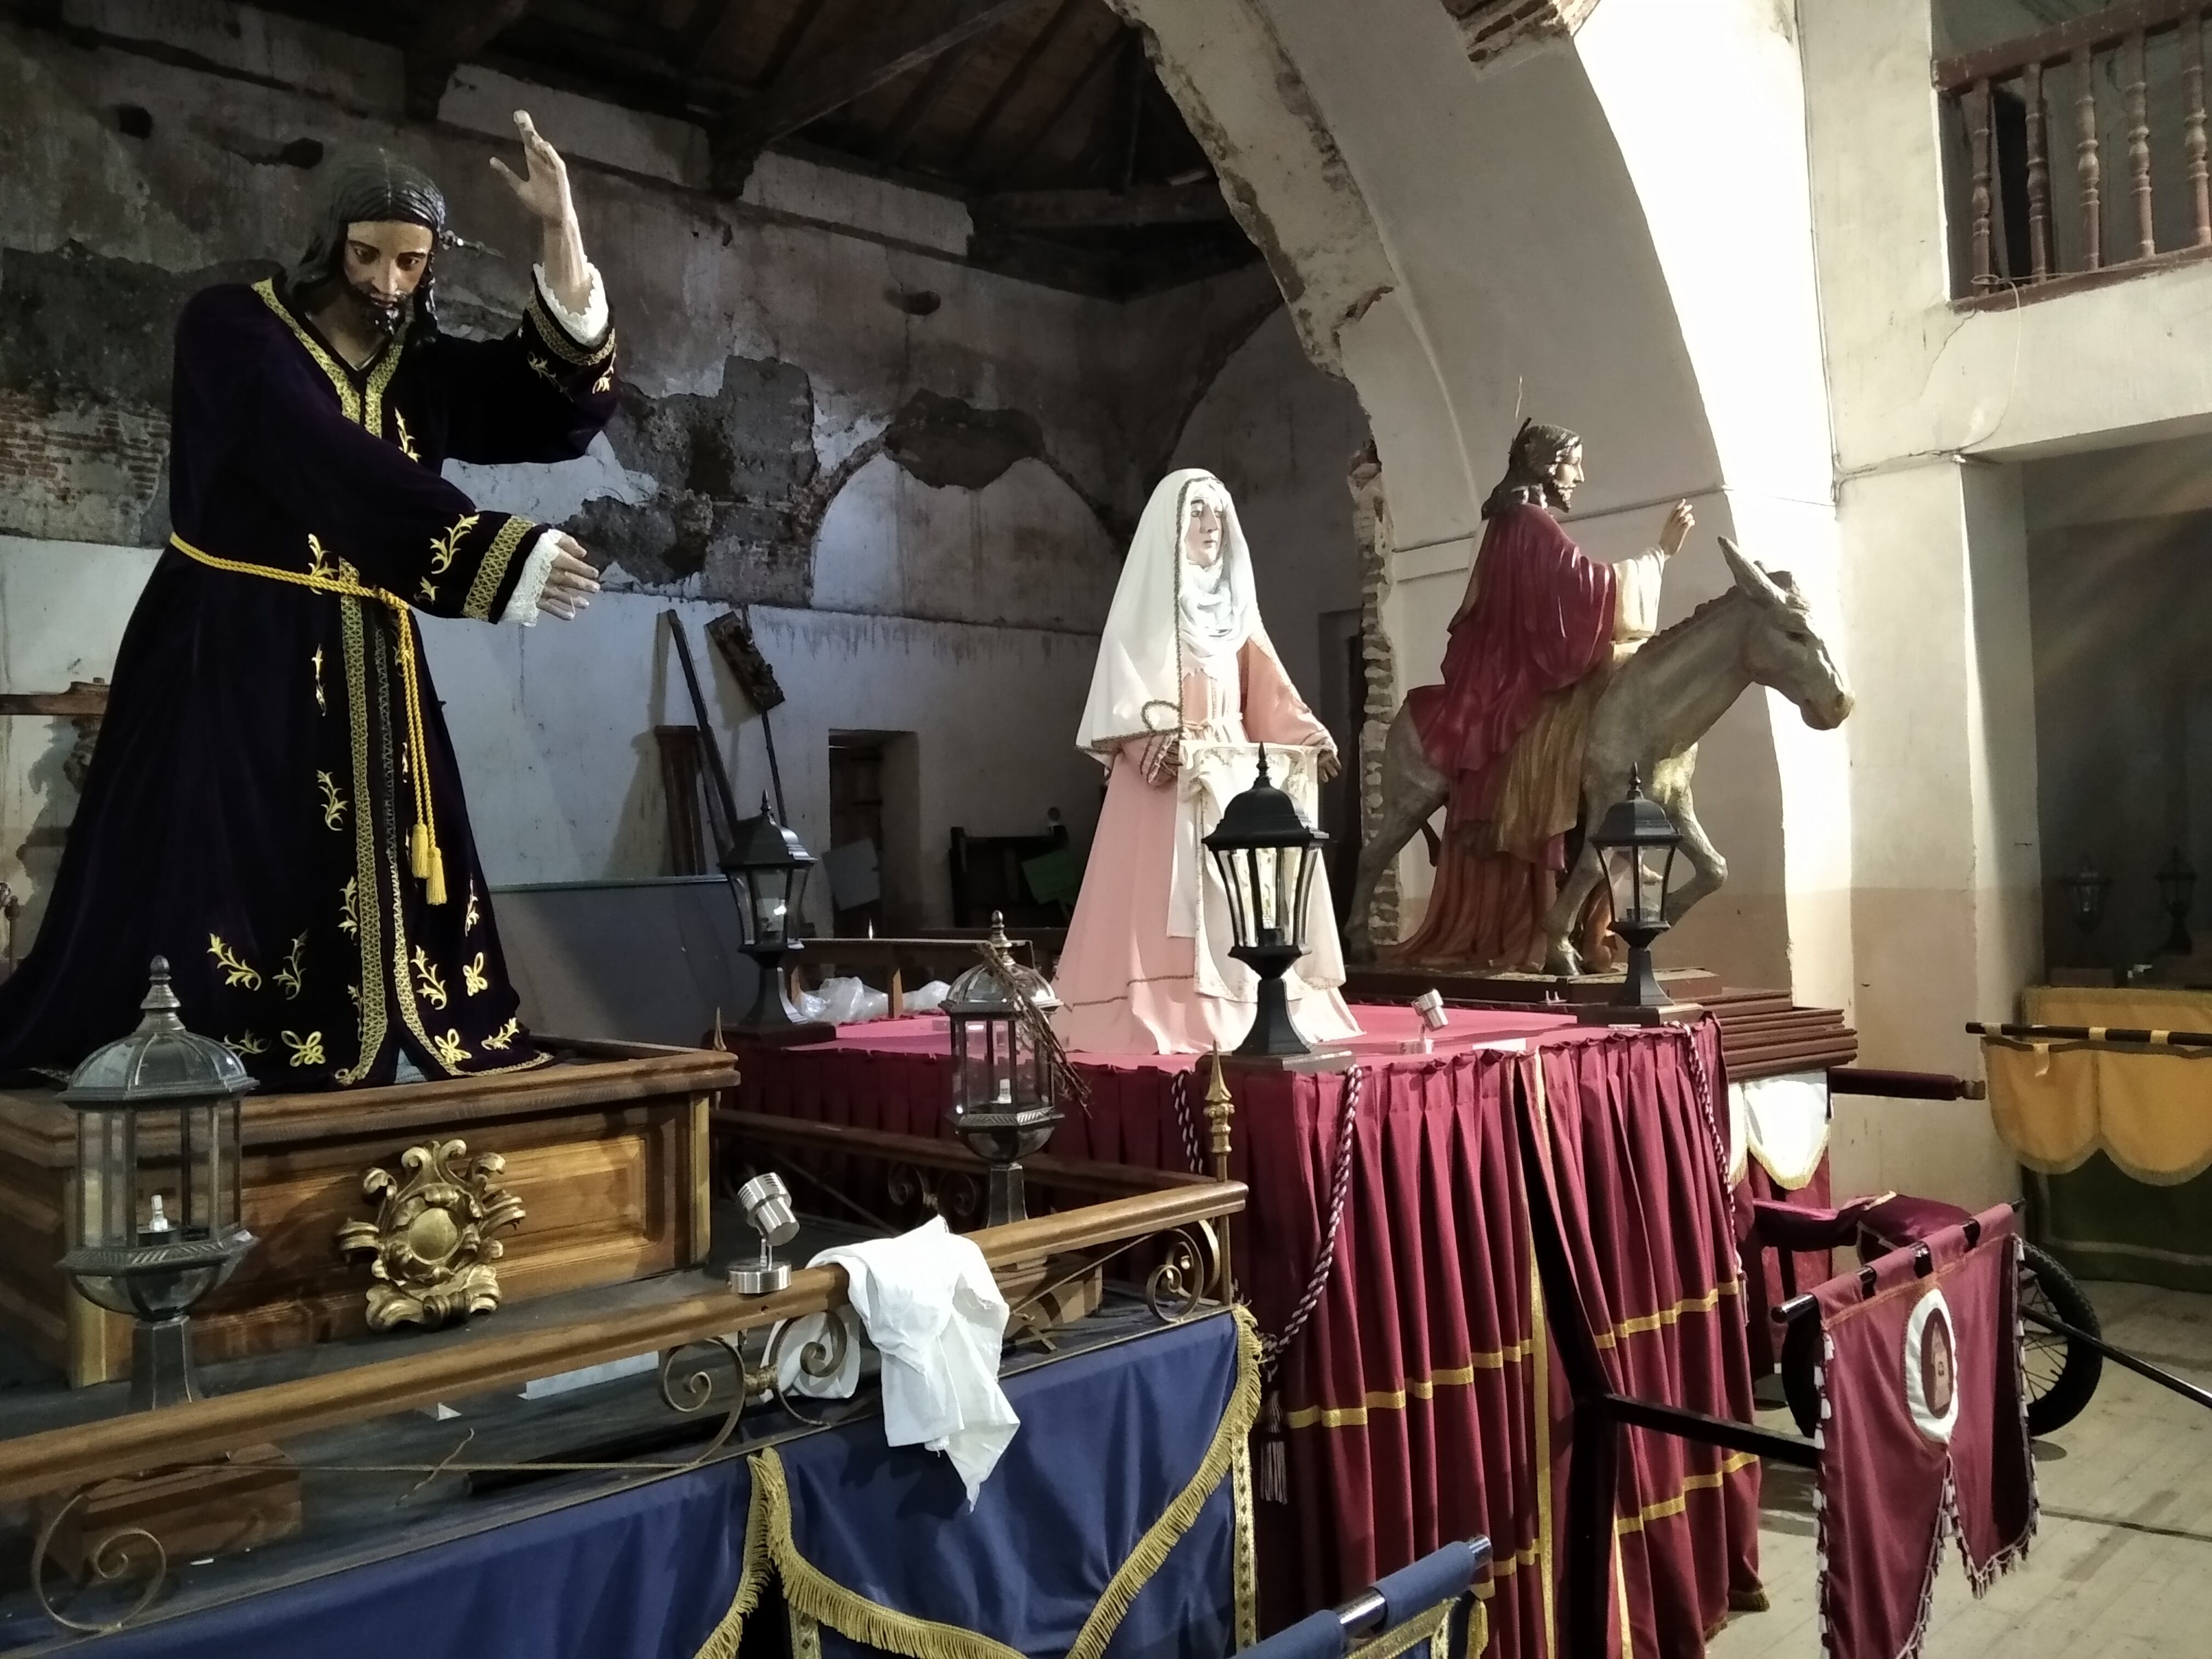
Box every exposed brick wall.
[1442,0,1602,69]
[1350,439,1400,944]
[0,389,169,546]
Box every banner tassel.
[1256,1389,1288,1504]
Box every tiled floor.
[1708,1280,2212,1659]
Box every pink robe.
[1055,635,1360,1055]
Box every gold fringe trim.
[691,1472,771,1659]
[1348,1600,1462,1659]
[754,1307,1263,1659]
[756,1448,1025,1659]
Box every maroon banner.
[1812,1205,2035,1659]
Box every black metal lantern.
[1203,746,1328,1059]
[59,958,255,1409]
[721,795,830,1041]
[2057,856,2112,964]
[2157,847,2197,957]
[944,915,1062,1227]
[1585,770,1685,1020]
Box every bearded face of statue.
[1549,444,1584,511]
[338,221,436,341]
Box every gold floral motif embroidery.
[281,1030,326,1068]
[482,1017,521,1051]
[430,512,478,575]
[396,410,421,462]
[346,982,360,1005]
[463,952,490,996]
[207,934,261,990]
[592,368,613,394]
[411,946,449,1011]
[222,1032,268,1057]
[308,534,338,582]
[418,577,438,604]
[317,770,347,831]
[311,646,326,713]
[431,1029,471,1068]
[465,883,481,934]
[339,878,359,937]
[274,933,307,999]
[527,354,561,386]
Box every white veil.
[1075,469,1258,760]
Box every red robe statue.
[1395,504,1617,965]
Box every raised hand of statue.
[1658,499,1695,557]
[489,111,574,228]
[537,531,601,621]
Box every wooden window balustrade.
[1937,0,2212,304]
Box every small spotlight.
[729,1172,798,1295]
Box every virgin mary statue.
[1053,470,1361,1055]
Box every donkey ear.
[1719,535,1790,611]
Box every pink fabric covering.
[1813,1206,2035,1659]
[1054,636,1357,1055]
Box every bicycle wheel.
[2019,1242,2103,1436]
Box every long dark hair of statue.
[286,149,449,341]
[1481,419,1581,519]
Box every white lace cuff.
[498,529,561,627]
[532,262,609,349]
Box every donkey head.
[1721,536,1853,731]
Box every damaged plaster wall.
[0,0,1284,934]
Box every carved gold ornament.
[336,1139,524,1332]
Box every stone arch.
[1115,0,1850,1001]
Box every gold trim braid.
[465,518,538,622]
[691,1471,772,1659]
[1348,1601,1463,1659]
[754,1307,1263,1659]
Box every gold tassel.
[410,821,431,879]
[1256,1389,1289,1505]
[425,844,448,906]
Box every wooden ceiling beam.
[987,19,1122,188]
[974,178,1231,229]
[873,30,989,167]
[403,0,537,121]
[709,0,1038,194]
[950,0,1084,166]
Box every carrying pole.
[663,611,743,857]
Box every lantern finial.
[139,956,184,1029]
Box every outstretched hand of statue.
[536,532,601,621]
[1311,742,1341,784]
[1658,499,1695,557]
[489,111,574,227]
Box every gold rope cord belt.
[169,532,449,905]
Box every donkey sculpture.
[1346,538,1852,975]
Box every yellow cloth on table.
[1981,986,2212,1186]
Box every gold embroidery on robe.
[312,646,326,713]
[282,1030,326,1068]
[207,934,261,990]
[411,945,449,1010]
[222,1032,268,1057]
[464,520,537,621]
[340,878,359,937]
[482,1017,521,1051]
[317,771,347,831]
[430,512,478,575]
[396,410,421,462]
[275,934,307,999]
[463,952,490,996]
[419,577,438,604]
[465,883,481,933]
[432,1029,471,1067]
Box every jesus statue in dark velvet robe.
[0,118,614,1090]
[1391,421,1692,968]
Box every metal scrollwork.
[761,1313,851,1427]
[656,1335,758,1462]
[32,1488,167,1635]
[884,1164,982,1224]
[1145,1222,1224,1324]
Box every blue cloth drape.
[773,1308,1251,1659]
[75,1455,757,1659]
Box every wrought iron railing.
[1937,0,2212,300]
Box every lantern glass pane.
[1605,847,1644,929]
[1270,845,1294,943]
[1290,845,1318,951]
[1209,849,1249,946]
[1012,1019,1039,1111]
[755,869,790,943]
[218,1098,242,1232]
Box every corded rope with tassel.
[1252,1063,1363,1503]
[1170,1066,1207,1174]
[973,928,1090,1114]
[170,531,449,904]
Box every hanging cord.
[171,532,448,904]
[1170,1066,1207,1174]
[1678,1023,1730,1193]
[1252,1064,1363,1503]
[974,929,1091,1114]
